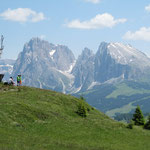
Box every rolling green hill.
[0,84,150,150]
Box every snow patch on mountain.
[107,42,150,66]
[58,69,74,79]
[49,50,56,56]
[49,49,56,60]
[59,78,66,94]
[73,85,82,93]
[87,82,101,90]
[104,74,125,84]
[66,61,76,73]
[56,61,76,80]
[37,79,43,89]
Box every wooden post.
[0,35,4,82]
[0,35,4,57]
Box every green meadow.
[0,84,150,150]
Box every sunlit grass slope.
[0,84,150,150]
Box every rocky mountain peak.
[24,38,55,53]
[82,47,93,57]
[71,47,95,91]
[19,37,75,71]
[106,42,150,67]
[76,47,94,63]
[12,38,76,92]
[94,42,150,83]
[96,42,109,54]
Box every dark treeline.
[114,113,150,123]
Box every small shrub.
[91,107,94,110]
[127,120,134,129]
[80,96,86,101]
[87,107,90,112]
[76,102,87,117]
[144,116,150,130]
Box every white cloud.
[66,13,127,29]
[85,0,101,4]
[123,27,150,41]
[145,5,150,12]
[0,8,45,23]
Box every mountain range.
[1,37,150,117]
[0,59,15,80]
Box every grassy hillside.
[0,84,150,150]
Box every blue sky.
[1,0,150,59]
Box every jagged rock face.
[94,42,150,83]
[12,39,150,93]
[53,45,75,71]
[72,48,94,91]
[0,59,15,80]
[13,38,75,73]
[94,42,130,82]
[72,42,150,92]
[12,38,75,92]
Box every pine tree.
[132,106,145,126]
[76,102,87,117]
[144,116,150,130]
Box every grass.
[106,83,150,99]
[106,101,137,117]
[0,84,150,150]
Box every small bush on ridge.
[127,120,134,129]
[76,102,87,118]
[144,116,150,130]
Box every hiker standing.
[17,75,22,86]
[17,75,20,86]
[19,75,22,85]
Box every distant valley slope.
[2,37,150,116]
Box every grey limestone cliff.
[12,38,75,92]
